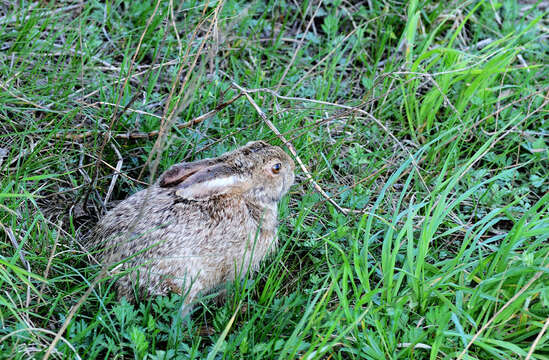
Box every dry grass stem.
[232,81,351,215]
[457,259,549,360]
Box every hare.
[90,141,295,315]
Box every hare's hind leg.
[115,271,144,302]
[164,275,204,318]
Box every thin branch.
[138,1,224,181]
[0,328,81,360]
[0,224,30,272]
[276,1,322,92]
[457,259,549,360]
[525,315,549,360]
[0,3,81,25]
[231,84,429,194]
[40,221,62,296]
[43,268,108,360]
[232,82,350,215]
[83,0,163,209]
[56,93,242,141]
[80,101,163,119]
[290,24,368,93]
[104,143,123,207]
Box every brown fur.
[89,141,295,315]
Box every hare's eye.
[271,163,281,174]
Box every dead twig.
[104,143,123,207]
[82,0,163,209]
[0,3,80,25]
[78,100,162,119]
[526,314,549,360]
[70,59,179,101]
[42,268,108,360]
[276,1,322,92]
[40,221,62,296]
[290,20,381,93]
[0,81,57,112]
[231,84,430,197]
[138,1,224,181]
[232,82,350,215]
[454,90,549,186]
[1,223,31,273]
[1,224,33,311]
[0,328,81,360]
[457,259,549,360]
[56,93,242,141]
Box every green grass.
[1,0,548,359]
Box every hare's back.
[95,187,255,263]
[93,187,184,260]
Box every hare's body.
[91,141,294,312]
[95,187,279,300]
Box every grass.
[0,0,548,359]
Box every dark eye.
[271,163,281,174]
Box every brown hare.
[90,140,295,315]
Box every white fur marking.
[201,176,239,189]
[176,176,241,199]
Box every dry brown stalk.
[232,82,351,215]
[56,93,242,141]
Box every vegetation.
[0,0,547,359]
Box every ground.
[0,1,548,359]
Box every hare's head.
[158,141,295,205]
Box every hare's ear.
[158,159,216,187]
[174,164,249,200]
